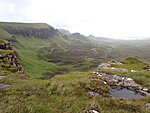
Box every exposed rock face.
[0,42,24,73]
[98,62,139,72]
[0,23,59,39]
[5,28,58,39]
[0,43,13,50]
[92,72,140,87]
[92,71,150,96]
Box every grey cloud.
[0,0,31,22]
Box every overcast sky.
[0,0,150,39]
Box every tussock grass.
[0,71,149,113]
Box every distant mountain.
[70,32,85,38]
[57,29,71,36]
[88,35,96,38]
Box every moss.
[0,39,5,43]
[111,57,149,70]
[0,50,16,57]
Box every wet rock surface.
[91,71,150,97]
[110,87,145,98]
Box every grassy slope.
[111,57,149,70]
[15,37,53,77]
[15,36,72,77]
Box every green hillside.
[0,22,113,77]
[1,22,150,79]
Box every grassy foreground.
[0,71,150,113]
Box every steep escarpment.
[0,22,59,39]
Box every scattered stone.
[88,91,99,96]
[98,74,102,77]
[111,62,123,65]
[98,63,111,69]
[126,78,133,81]
[91,71,150,96]
[0,76,5,79]
[92,72,141,87]
[87,110,99,113]
[103,81,107,84]
[146,103,150,111]
[130,70,139,72]
[0,84,10,89]
[0,42,13,50]
[143,88,148,91]
[98,62,140,72]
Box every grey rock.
[0,76,5,79]
[88,91,99,96]
[146,103,150,111]
[0,84,10,89]
[87,110,99,113]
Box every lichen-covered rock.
[0,42,13,50]
[0,41,24,73]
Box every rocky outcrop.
[0,23,59,39]
[98,62,140,72]
[92,71,149,96]
[0,42,24,73]
[0,43,13,50]
[5,28,58,39]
